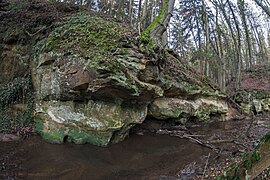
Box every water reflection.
[6,133,210,179]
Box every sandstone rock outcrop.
[32,14,229,146]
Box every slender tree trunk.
[151,0,156,22]
[216,7,225,90]
[227,0,242,89]
[80,0,83,10]
[137,0,142,34]
[253,0,270,17]
[238,0,252,69]
[141,0,148,29]
[129,0,134,26]
[203,0,210,77]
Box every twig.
[25,26,46,37]
[207,139,234,144]
[182,135,217,151]
[157,129,217,151]
[207,139,250,151]
[202,153,211,179]
[245,115,255,137]
[226,96,250,117]
[184,134,206,137]
[233,141,250,150]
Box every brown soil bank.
[231,64,270,114]
[0,0,79,84]
[0,0,78,134]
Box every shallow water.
[0,133,210,180]
[3,118,268,180]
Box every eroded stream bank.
[1,115,270,180]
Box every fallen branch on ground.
[202,153,211,180]
[156,129,218,151]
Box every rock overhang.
[32,13,230,146]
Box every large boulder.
[32,14,229,146]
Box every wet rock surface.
[35,100,147,146]
[149,97,228,122]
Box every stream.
[0,133,210,180]
[1,116,270,179]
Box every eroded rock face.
[32,49,162,145]
[32,14,230,146]
[149,97,228,123]
[35,100,147,146]
[32,52,160,145]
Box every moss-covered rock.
[35,100,147,146]
[234,90,270,114]
[31,13,232,146]
[33,14,164,101]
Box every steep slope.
[233,64,270,113]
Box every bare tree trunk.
[86,0,92,10]
[215,7,226,90]
[227,1,242,90]
[238,0,252,69]
[129,0,134,26]
[141,0,148,29]
[253,0,270,17]
[137,0,142,34]
[151,0,156,22]
[203,0,210,77]
[142,0,175,46]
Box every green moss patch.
[42,13,134,59]
[35,118,112,146]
